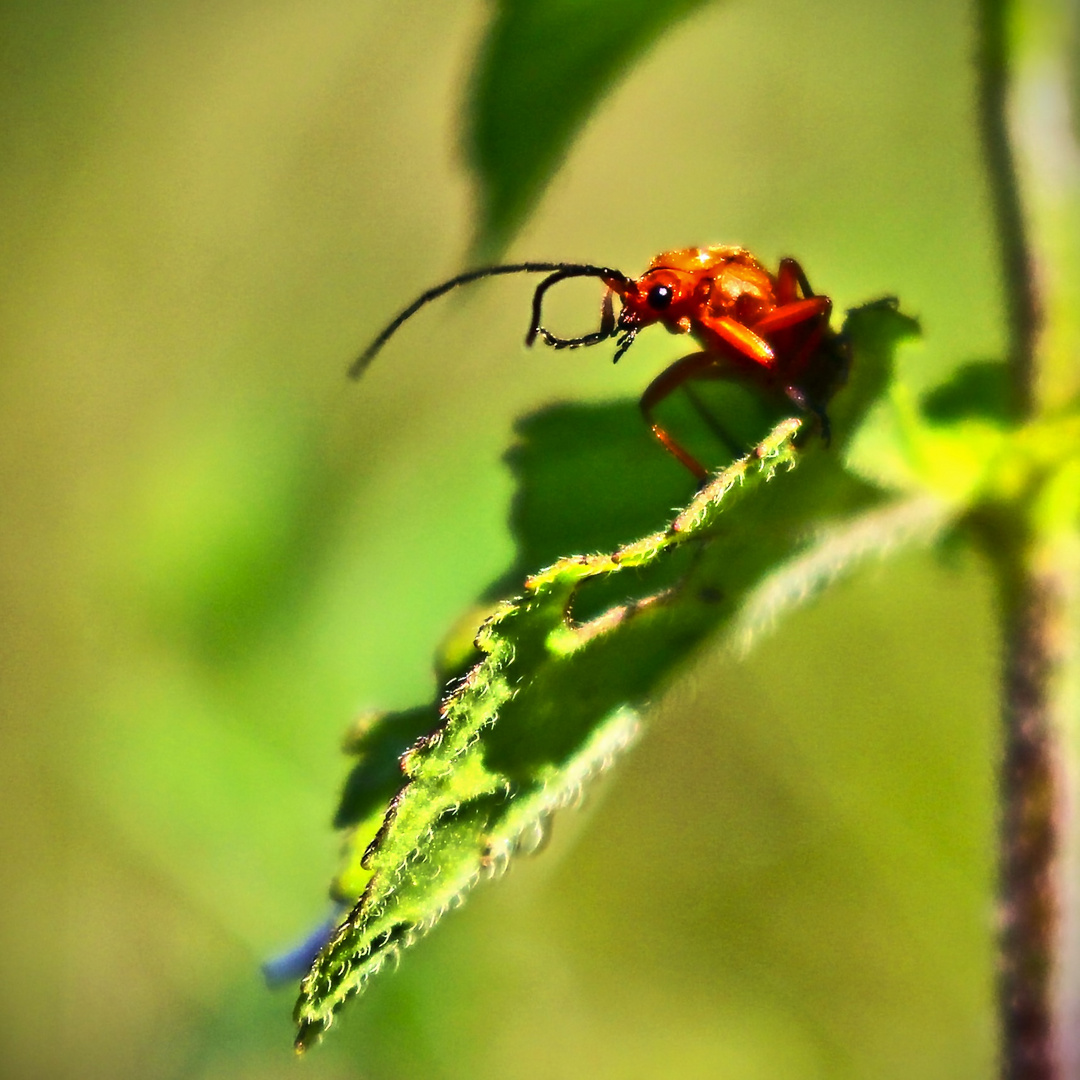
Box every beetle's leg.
[776,257,815,303]
[640,351,734,480]
[752,295,833,387]
[787,321,827,381]
[771,259,839,444]
[751,295,832,336]
[696,313,775,367]
[785,385,832,446]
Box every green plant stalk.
[978,0,1040,421]
[1049,533,1080,1078]
[991,533,1066,1079]
[978,0,1078,1075]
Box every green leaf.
[467,0,718,258]
[293,302,916,1049]
[920,361,1013,424]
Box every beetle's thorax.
[616,245,779,335]
[707,262,776,323]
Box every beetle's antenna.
[530,286,615,349]
[525,269,621,348]
[349,262,627,379]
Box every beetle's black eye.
[646,283,673,310]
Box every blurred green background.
[1,0,1002,1076]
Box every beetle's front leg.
[695,312,775,368]
[775,257,815,303]
[640,351,745,480]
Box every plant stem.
[977,1,1068,1076]
[976,0,1039,420]
[997,555,1065,1079]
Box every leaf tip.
[293,1016,325,1055]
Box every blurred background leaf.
[0,0,1002,1076]
[467,0,718,258]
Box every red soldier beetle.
[350,246,848,480]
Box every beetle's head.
[527,264,706,362]
[603,267,700,361]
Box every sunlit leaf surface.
[294,302,917,1048]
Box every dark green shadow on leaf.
[489,382,790,620]
[333,705,440,829]
[467,0,719,259]
[832,296,916,437]
[920,360,1012,424]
